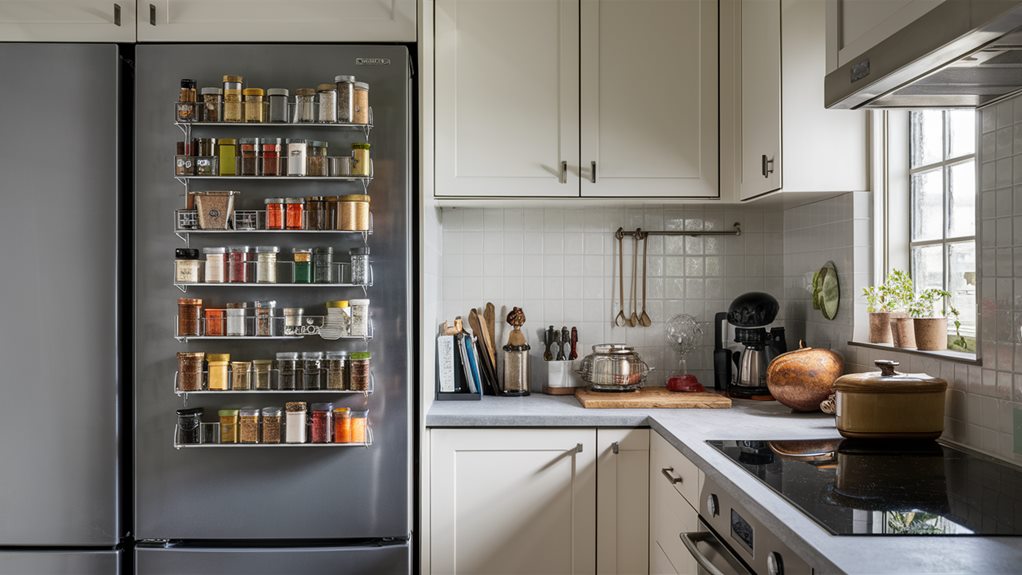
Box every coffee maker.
[713,292,787,399]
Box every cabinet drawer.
[651,432,701,508]
[650,464,699,575]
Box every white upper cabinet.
[137,0,416,42]
[740,0,782,199]
[580,0,718,198]
[0,0,136,42]
[825,0,945,73]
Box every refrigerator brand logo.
[356,57,391,66]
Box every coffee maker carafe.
[721,292,786,399]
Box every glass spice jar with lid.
[239,408,260,443]
[349,299,370,338]
[338,194,370,231]
[322,300,351,339]
[350,247,370,286]
[242,88,265,123]
[334,75,355,123]
[176,407,204,445]
[200,87,223,122]
[350,408,368,443]
[177,297,202,337]
[350,351,371,391]
[207,353,231,391]
[353,82,370,124]
[285,197,305,230]
[177,351,205,392]
[317,83,337,123]
[351,142,371,177]
[276,352,301,390]
[175,142,194,176]
[283,307,303,334]
[286,139,308,177]
[239,138,260,176]
[203,247,226,283]
[204,307,225,337]
[218,138,238,176]
[325,351,349,390]
[222,75,244,122]
[175,248,201,284]
[311,402,333,443]
[254,300,277,336]
[260,138,282,176]
[303,351,324,390]
[333,407,352,443]
[306,196,327,230]
[252,359,273,390]
[285,402,308,443]
[324,196,340,230]
[313,246,334,284]
[261,407,282,443]
[255,246,279,283]
[292,248,313,283]
[227,246,250,283]
[267,88,289,123]
[307,141,328,176]
[226,302,249,336]
[176,79,197,122]
[264,197,285,230]
[231,361,252,390]
[293,88,316,123]
[219,409,239,443]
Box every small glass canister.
[311,402,333,443]
[175,142,194,176]
[203,247,226,283]
[255,246,279,283]
[260,138,282,176]
[239,408,260,443]
[502,343,532,396]
[177,297,202,337]
[176,407,203,445]
[307,141,329,177]
[285,197,305,230]
[325,351,349,390]
[177,351,205,392]
[243,88,265,123]
[338,194,370,231]
[285,402,308,443]
[333,407,352,443]
[227,245,250,283]
[353,81,370,124]
[287,139,308,177]
[207,353,231,391]
[350,247,370,286]
[222,75,244,122]
[324,300,351,339]
[350,351,371,391]
[252,359,273,390]
[335,75,355,123]
[292,248,313,283]
[226,302,249,336]
[293,88,317,123]
[218,137,238,176]
[219,409,239,444]
[306,196,327,231]
[176,79,197,122]
[200,87,223,122]
[283,307,304,334]
[265,197,285,230]
[351,142,371,177]
[317,83,337,123]
[313,247,334,284]
[276,352,301,390]
[328,156,351,177]
[261,407,282,443]
[267,88,289,123]
[349,298,370,337]
[231,361,252,391]
[254,300,277,336]
[350,408,368,443]
[204,307,225,337]
[175,248,201,283]
[240,138,260,176]
[303,351,324,390]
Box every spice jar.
[350,247,370,286]
[226,302,249,336]
[227,246,250,283]
[303,351,324,390]
[204,307,225,336]
[195,137,218,175]
[323,300,351,339]
[285,197,305,230]
[239,408,260,443]
[325,351,349,390]
[200,87,222,122]
[349,299,370,338]
[260,138,282,176]
[176,79,197,122]
[177,351,205,392]
[338,194,370,231]
[254,300,277,336]
[255,246,279,283]
[177,297,202,337]
[287,139,308,177]
[335,75,355,123]
[351,409,368,443]
[317,83,337,123]
[252,359,273,390]
[175,141,194,176]
[324,196,340,230]
[267,88,289,123]
[219,409,239,443]
[265,198,285,230]
[203,247,226,283]
[243,88,265,123]
[195,137,216,157]
[293,88,316,123]
[223,75,244,123]
[239,138,259,176]
[329,156,351,177]
[305,196,326,231]
[351,143,371,177]
[333,407,352,443]
[311,402,333,443]
[207,353,230,391]
[313,247,334,284]
[175,248,201,283]
[307,141,329,176]
[285,402,308,443]
[261,407,282,443]
[276,352,300,390]
[283,307,303,334]
[350,351,371,391]
[292,249,313,283]
[353,81,370,124]
[218,138,238,176]
[231,361,252,390]
[176,408,203,445]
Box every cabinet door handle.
[661,466,683,484]
[590,161,597,183]
[761,154,775,177]
[113,3,121,26]
[559,161,567,184]
[611,441,619,454]
[574,443,583,454]
[150,3,156,25]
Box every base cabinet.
[650,432,702,575]
[596,429,650,575]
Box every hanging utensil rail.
[614,222,742,239]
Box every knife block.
[544,360,583,395]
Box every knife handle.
[569,327,578,360]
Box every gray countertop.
[427,394,1022,574]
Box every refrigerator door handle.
[114,3,121,26]
[149,3,156,25]
[559,161,567,184]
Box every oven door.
[680,519,753,575]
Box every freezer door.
[135,544,408,575]
[0,44,121,546]
[0,551,121,575]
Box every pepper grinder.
[502,307,531,396]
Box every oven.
[680,518,753,575]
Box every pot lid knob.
[875,359,900,376]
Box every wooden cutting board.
[575,387,732,409]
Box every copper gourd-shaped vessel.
[766,343,844,412]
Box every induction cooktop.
[708,439,1022,536]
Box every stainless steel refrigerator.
[0,43,124,574]
[133,45,412,573]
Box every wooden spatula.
[469,309,496,368]
[484,302,496,352]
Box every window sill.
[847,341,981,366]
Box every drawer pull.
[611,441,619,455]
[661,466,683,484]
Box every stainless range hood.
[826,0,1022,109]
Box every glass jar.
[325,351,349,390]
[219,409,239,443]
[254,300,276,336]
[338,194,370,231]
[239,408,260,443]
[195,137,217,157]
[285,402,307,443]
[285,197,305,230]
[204,307,225,336]
[243,88,265,123]
[350,351,371,391]
[317,83,337,123]
[207,353,230,391]
[260,138,282,176]
[349,299,370,338]
[353,81,370,124]
[329,156,351,177]
[223,75,243,123]
[333,407,352,443]
[227,246,250,283]
[323,300,351,339]
[335,75,355,123]
[200,87,223,122]
[292,248,312,283]
[255,246,279,283]
[177,351,205,392]
[175,142,194,176]
[176,78,197,122]
[261,407,282,443]
[252,359,273,390]
[264,197,285,230]
[267,88,289,123]
[350,247,370,286]
[313,246,334,284]
[203,247,226,283]
[177,297,202,337]
[306,196,326,231]
[303,351,324,390]
[218,138,238,176]
[287,139,308,177]
[226,302,249,337]
[176,407,203,445]
[231,361,252,390]
[239,138,259,176]
[311,402,333,443]
[351,143,371,177]
[350,408,368,443]
[307,141,328,176]
[324,196,340,230]
[175,248,201,283]
[283,307,303,334]
[276,352,300,390]
[293,88,316,123]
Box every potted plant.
[909,288,964,351]
[862,283,892,343]
[884,269,917,349]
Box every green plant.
[862,285,889,313]
[884,269,915,312]
[908,287,967,349]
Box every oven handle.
[679,532,727,575]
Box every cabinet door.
[0,0,135,41]
[596,429,649,575]
[650,433,701,575]
[430,428,596,575]
[138,0,415,42]
[580,0,718,198]
[650,541,681,575]
[739,0,782,201]
[434,0,580,198]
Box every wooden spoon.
[615,232,628,327]
[628,232,640,327]
[639,232,652,327]
[469,309,496,367]
[484,302,496,350]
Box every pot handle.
[820,393,836,415]
[875,360,900,376]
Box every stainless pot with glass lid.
[576,344,652,392]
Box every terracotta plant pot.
[890,314,916,349]
[914,317,948,351]
[867,312,893,344]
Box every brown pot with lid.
[825,360,947,439]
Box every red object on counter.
[667,374,705,392]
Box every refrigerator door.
[135,544,408,574]
[0,43,121,546]
[134,45,411,539]
[0,551,121,575]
